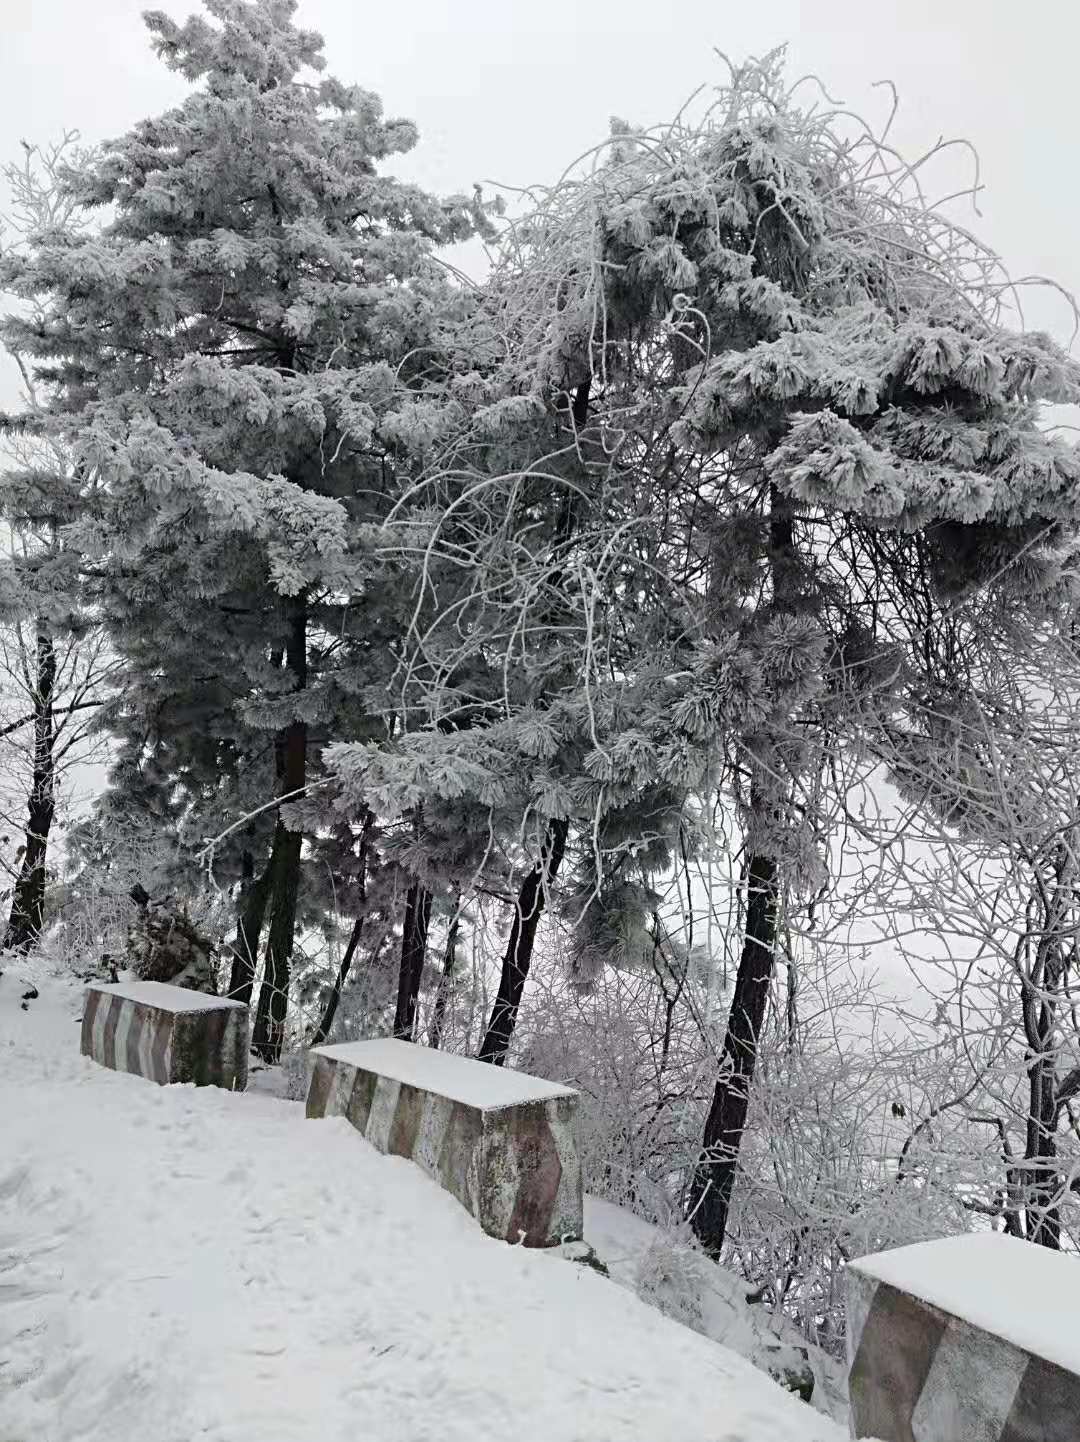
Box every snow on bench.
[81,980,249,1091]
[846,1232,1080,1441]
[306,1038,582,1247]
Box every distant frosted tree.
[0,142,117,957]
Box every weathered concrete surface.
[306,1038,582,1247]
[81,981,248,1091]
[847,1235,1080,1441]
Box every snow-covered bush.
[280,1048,312,1102]
[515,949,706,1225]
[125,890,218,994]
[635,1234,706,1332]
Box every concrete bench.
[81,980,249,1091]
[847,1233,1080,1441]
[306,1038,582,1248]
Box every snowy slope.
[584,1197,849,1425]
[0,971,850,1442]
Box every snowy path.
[0,976,846,1442]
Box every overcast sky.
[4,0,1080,343]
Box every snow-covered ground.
[585,1198,849,1425]
[0,968,850,1442]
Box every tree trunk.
[687,850,779,1256]
[252,596,308,1063]
[428,908,461,1050]
[1020,1072,1061,1251]
[1023,974,1064,1248]
[226,850,273,1003]
[3,627,57,954]
[1019,874,1070,1249]
[393,882,432,1040]
[310,911,365,1048]
[688,485,795,1258]
[478,817,569,1065]
[310,815,375,1047]
[252,825,303,1060]
[469,380,588,1063]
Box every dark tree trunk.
[687,850,779,1256]
[3,628,57,954]
[1026,1072,1055,1251]
[252,597,308,1063]
[478,817,569,1065]
[310,911,365,1048]
[252,818,302,1061]
[310,815,375,1048]
[470,380,588,1064]
[226,850,273,1003]
[688,486,795,1258]
[1023,957,1065,1249]
[428,907,461,1050]
[393,882,432,1040]
[1016,863,1072,1249]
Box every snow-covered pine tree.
[650,66,1080,1258]
[0,0,479,1057]
[323,343,688,1062]
[341,54,1080,1255]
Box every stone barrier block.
[306,1038,582,1247]
[81,980,248,1091]
[847,1233,1080,1441]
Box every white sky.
[4,0,1080,347]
